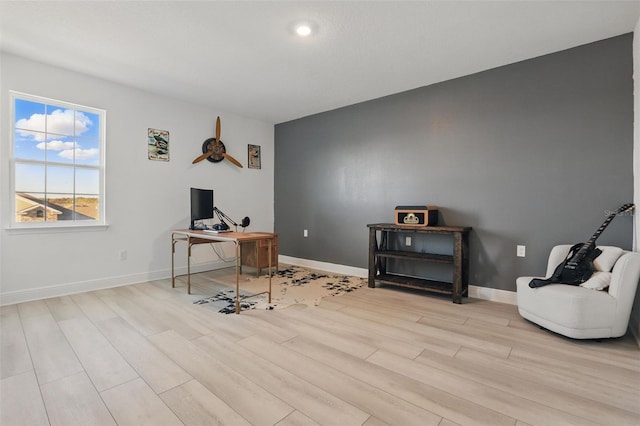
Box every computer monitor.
[190,188,214,230]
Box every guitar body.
[550,243,602,284]
[529,243,602,288]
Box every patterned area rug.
[193,266,367,314]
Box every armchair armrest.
[608,252,640,299]
[545,245,572,278]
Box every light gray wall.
[275,34,634,292]
[1,53,275,303]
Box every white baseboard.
[279,255,517,305]
[0,261,226,306]
[1,255,518,308]
[468,285,517,305]
[279,255,369,278]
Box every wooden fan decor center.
[192,116,243,168]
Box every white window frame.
[8,91,107,231]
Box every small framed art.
[148,128,169,161]
[248,144,261,169]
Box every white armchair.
[516,245,640,339]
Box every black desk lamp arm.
[214,207,238,231]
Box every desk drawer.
[241,235,278,270]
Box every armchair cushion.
[592,246,624,272]
[579,271,611,290]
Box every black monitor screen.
[190,188,214,229]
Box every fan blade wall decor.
[192,116,243,168]
[192,149,213,164]
[223,152,243,168]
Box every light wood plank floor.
[2,266,639,426]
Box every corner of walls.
[634,19,640,253]
[631,18,640,347]
[0,51,4,297]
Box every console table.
[171,230,276,314]
[367,223,471,303]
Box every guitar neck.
[566,204,633,266]
[587,215,616,245]
[571,214,617,263]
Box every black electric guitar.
[529,203,634,288]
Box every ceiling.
[1,1,638,124]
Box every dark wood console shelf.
[367,223,471,303]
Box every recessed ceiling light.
[295,24,312,37]
[289,21,317,38]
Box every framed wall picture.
[148,128,169,161]
[248,144,261,169]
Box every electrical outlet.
[120,250,128,261]
[303,229,308,237]
[517,245,526,257]
[405,236,412,246]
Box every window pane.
[44,135,76,164]
[46,165,74,193]
[15,99,46,132]
[15,163,45,193]
[45,107,77,137]
[46,193,74,221]
[15,193,46,223]
[79,111,100,139]
[73,138,100,166]
[75,168,99,194]
[74,195,99,220]
[14,130,46,161]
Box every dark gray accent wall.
[274,34,633,292]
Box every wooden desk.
[171,230,276,314]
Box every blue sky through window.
[14,98,101,195]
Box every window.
[10,92,106,228]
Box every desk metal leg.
[187,237,192,294]
[268,238,272,303]
[233,237,273,314]
[235,242,240,314]
[171,238,176,288]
